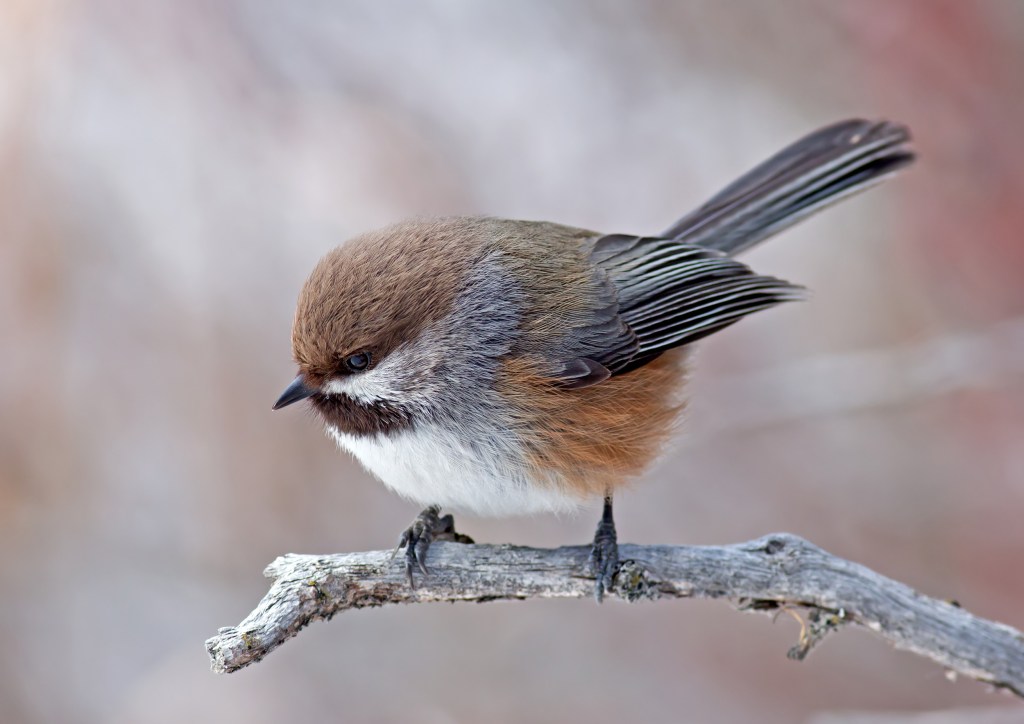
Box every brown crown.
[291,217,491,381]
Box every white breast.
[318,251,584,517]
[327,422,583,517]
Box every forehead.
[291,218,491,373]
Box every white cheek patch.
[323,367,392,404]
[322,346,414,404]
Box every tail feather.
[662,119,915,256]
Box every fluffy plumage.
[283,119,914,515]
[289,220,798,512]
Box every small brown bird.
[274,119,914,600]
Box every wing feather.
[546,119,913,387]
[592,234,803,366]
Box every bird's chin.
[309,392,413,437]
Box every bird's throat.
[310,392,414,436]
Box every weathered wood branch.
[205,533,1024,695]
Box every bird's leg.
[393,505,474,587]
[589,495,619,603]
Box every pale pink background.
[3,1,1023,722]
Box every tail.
[663,119,915,256]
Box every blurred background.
[3,1,1023,722]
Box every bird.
[273,118,915,601]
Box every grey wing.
[550,268,640,388]
[552,120,912,386]
[557,233,802,385]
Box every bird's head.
[273,218,519,435]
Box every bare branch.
[205,534,1024,695]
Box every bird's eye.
[345,351,370,372]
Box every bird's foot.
[589,496,619,603]
[393,505,473,587]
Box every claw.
[391,530,410,563]
[393,505,473,587]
